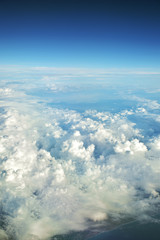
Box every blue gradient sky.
[0,0,160,69]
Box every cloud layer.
[0,96,160,239]
[0,69,160,239]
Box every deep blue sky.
[0,0,160,69]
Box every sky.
[0,0,160,69]
[1,1,160,239]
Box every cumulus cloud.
[0,100,160,240]
[0,69,160,239]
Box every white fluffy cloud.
[0,72,160,239]
[0,100,160,240]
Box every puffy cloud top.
[0,74,160,239]
[0,103,160,240]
